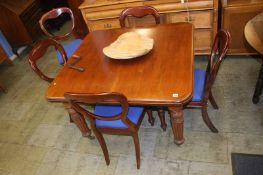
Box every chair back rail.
[119,6,160,27]
[39,7,76,40]
[28,38,68,82]
[64,92,138,129]
[203,30,231,103]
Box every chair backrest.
[39,7,75,41]
[203,30,231,101]
[119,6,160,27]
[64,92,137,129]
[28,38,68,82]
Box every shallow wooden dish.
[103,32,154,59]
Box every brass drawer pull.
[104,23,112,28]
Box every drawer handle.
[185,16,195,22]
[104,23,112,28]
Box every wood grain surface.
[46,22,194,106]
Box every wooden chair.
[156,30,231,132]
[120,6,161,126]
[119,6,160,27]
[28,38,68,82]
[39,7,82,65]
[64,92,146,169]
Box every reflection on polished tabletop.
[46,22,194,145]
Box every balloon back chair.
[39,7,82,65]
[28,38,68,82]
[119,6,161,126]
[119,6,160,27]
[64,92,146,169]
[157,30,231,132]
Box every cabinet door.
[222,5,263,54]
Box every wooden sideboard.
[79,0,219,55]
[221,0,263,55]
[0,0,43,51]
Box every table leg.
[64,103,94,139]
[252,56,263,104]
[168,105,184,145]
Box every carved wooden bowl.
[103,32,154,59]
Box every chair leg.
[93,129,110,165]
[252,57,263,104]
[132,133,140,169]
[146,108,155,126]
[0,81,7,93]
[69,113,73,123]
[209,92,219,109]
[201,106,218,133]
[158,109,167,131]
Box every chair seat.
[192,69,206,102]
[56,39,82,64]
[95,105,144,128]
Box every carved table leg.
[252,56,263,104]
[64,103,94,139]
[168,105,184,145]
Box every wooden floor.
[0,46,262,174]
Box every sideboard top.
[80,0,142,8]
[80,0,213,8]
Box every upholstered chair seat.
[56,39,82,64]
[192,69,206,102]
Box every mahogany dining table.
[46,22,194,145]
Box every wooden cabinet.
[0,0,43,50]
[221,0,263,55]
[67,0,89,38]
[79,0,219,55]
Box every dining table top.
[46,22,194,106]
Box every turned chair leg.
[201,106,218,133]
[69,114,73,123]
[146,108,155,126]
[132,133,141,169]
[252,57,263,104]
[209,92,219,109]
[93,129,110,165]
[0,82,7,93]
[158,109,167,131]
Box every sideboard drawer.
[167,10,213,29]
[79,0,218,55]
[87,18,120,31]
[194,29,212,52]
